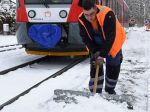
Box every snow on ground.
[0,57,72,105]
[0,34,44,71]
[0,49,44,71]
[0,35,69,105]
[0,27,150,112]
[0,35,17,46]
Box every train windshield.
[25,0,73,4]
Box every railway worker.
[148,22,150,31]
[78,0,126,94]
[144,19,150,31]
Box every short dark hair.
[79,0,96,10]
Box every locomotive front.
[16,0,89,56]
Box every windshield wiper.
[40,0,49,8]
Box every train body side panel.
[68,23,83,44]
[17,23,33,44]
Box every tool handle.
[93,64,100,94]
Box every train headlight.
[59,10,67,18]
[28,10,36,18]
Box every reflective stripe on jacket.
[78,5,126,58]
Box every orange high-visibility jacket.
[79,5,126,58]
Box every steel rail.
[0,44,20,48]
[0,47,23,52]
[0,56,48,75]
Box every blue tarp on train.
[28,24,61,48]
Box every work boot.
[105,88,116,95]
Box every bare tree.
[125,0,150,25]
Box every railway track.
[0,57,86,110]
[0,56,48,75]
[0,44,20,48]
[0,44,23,52]
[0,46,23,52]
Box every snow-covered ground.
[0,27,150,112]
[0,35,17,46]
[0,35,44,71]
[0,57,72,105]
[0,35,70,105]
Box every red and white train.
[16,0,129,56]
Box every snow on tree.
[0,0,16,34]
[125,0,150,25]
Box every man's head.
[81,0,97,22]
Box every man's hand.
[95,51,100,59]
[96,56,104,66]
[94,51,104,66]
